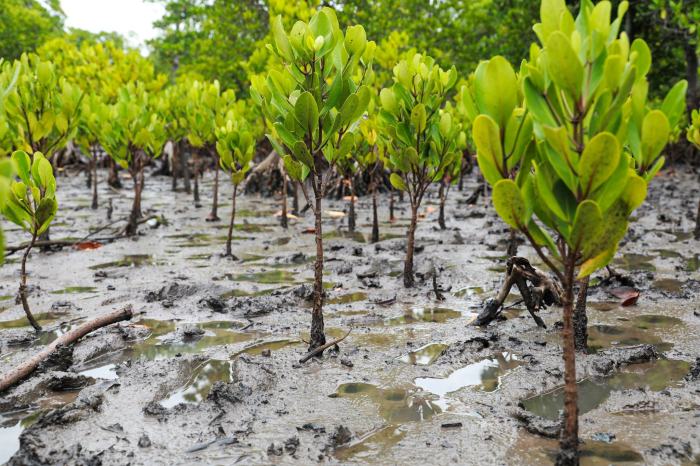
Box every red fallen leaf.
[302,227,316,234]
[608,287,640,306]
[74,241,103,250]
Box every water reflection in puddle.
[385,307,463,326]
[415,352,523,409]
[0,391,80,464]
[76,319,253,378]
[335,383,442,423]
[521,359,690,420]
[89,255,158,270]
[160,360,233,408]
[398,343,448,365]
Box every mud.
[0,167,699,465]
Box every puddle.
[512,436,644,466]
[217,270,302,285]
[631,314,683,329]
[398,343,448,365]
[327,292,368,305]
[234,339,300,356]
[612,254,656,272]
[588,301,620,312]
[0,312,65,330]
[587,324,672,353]
[384,307,464,326]
[0,295,12,302]
[50,286,98,295]
[89,255,157,270]
[334,424,407,462]
[453,286,484,298]
[0,391,80,464]
[521,359,690,420]
[76,320,254,376]
[414,352,523,409]
[334,383,442,423]
[687,254,699,272]
[160,359,233,408]
[652,278,683,293]
[219,287,285,298]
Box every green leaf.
[472,114,504,176]
[523,77,556,127]
[492,179,527,229]
[546,32,583,99]
[579,247,615,278]
[474,56,518,129]
[579,132,620,197]
[621,174,647,212]
[345,25,367,56]
[35,197,57,235]
[411,103,427,133]
[12,150,31,185]
[534,161,568,221]
[641,110,670,167]
[570,200,603,252]
[295,92,319,136]
[389,173,407,191]
[660,80,688,128]
[271,16,294,61]
[630,39,651,80]
[282,155,303,181]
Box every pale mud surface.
[0,166,699,466]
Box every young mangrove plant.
[379,52,459,287]
[252,8,374,352]
[100,83,166,236]
[0,151,58,331]
[472,1,685,463]
[185,80,237,221]
[356,113,386,243]
[216,115,255,258]
[76,94,109,210]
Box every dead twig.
[0,306,134,393]
[298,328,352,364]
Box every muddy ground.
[0,166,699,466]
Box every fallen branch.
[0,306,134,393]
[473,257,560,328]
[298,328,352,364]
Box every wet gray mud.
[0,168,699,465]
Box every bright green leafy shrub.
[378,52,459,287]
[252,7,374,351]
[471,0,686,463]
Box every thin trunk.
[171,141,179,191]
[208,151,220,221]
[19,231,41,332]
[108,158,122,189]
[438,181,446,230]
[309,172,326,352]
[348,178,355,233]
[91,149,98,210]
[573,277,589,352]
[371,180,379,243]
[125,154,144,236]
[389,189,395,222]
[404,203,418,288]
[181,141,191,194]
[292,181,300,215]
[507,228,519,257]
[695,197,700,240]
[225,185,238,257]
[281,176,288,229]
[193,149,200,204]
[556,258,579,466]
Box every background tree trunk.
[225,185,238,257]
[371,181,379,243]
[404,203,418,288]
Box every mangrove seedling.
[252,8,374,352]
[472,1,685,463]
[216,115,255,258]
[378,52,459,287]
[0,151,58,331]
[100,83,166,236]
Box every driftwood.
[473,257,561,328]
[298,328,352,363]
[0,306,134,393]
